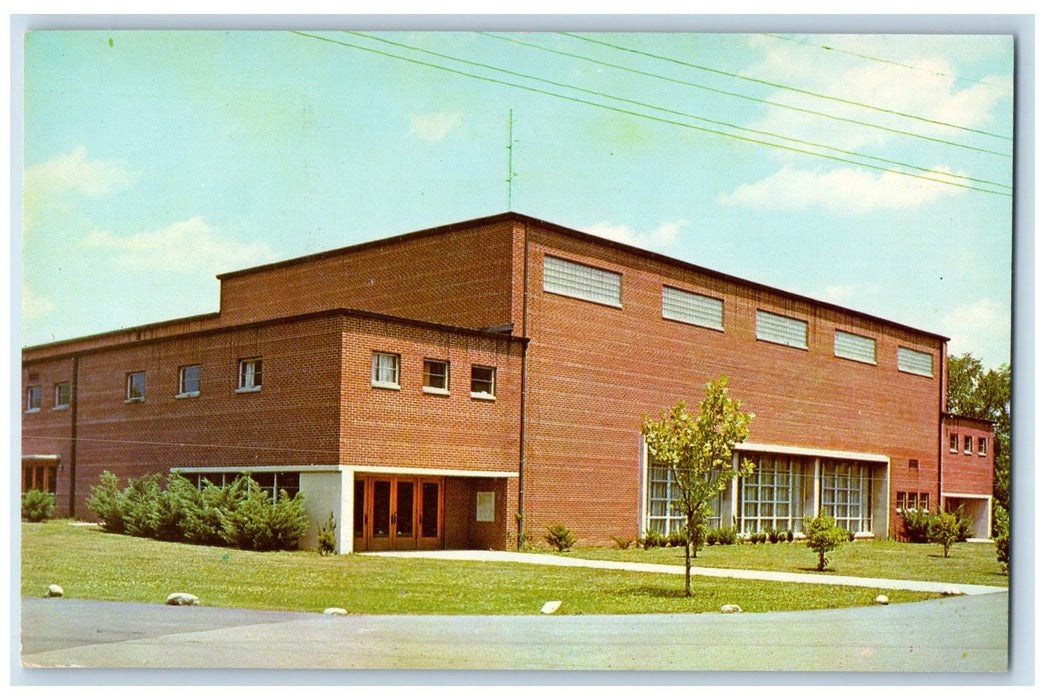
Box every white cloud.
[940,298,1011,368]
[25,146,136,199]
[409,112,464,142]
[582,219,686,251]
[718,165,958,213]
[21,287,54,319]
[83,217,276,275]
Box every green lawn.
[22,520,942,614]
[561,539,1008,587]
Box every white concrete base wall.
[299,471,346,553]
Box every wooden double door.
[353,475,443,551]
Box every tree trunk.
[684,540,692,596]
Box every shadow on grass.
[622,586,692,599]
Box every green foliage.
[928,511,960,558]
[786,530,794,543]
[543,522,576,552]
[641,376,754,595]
[767,529,780,544]
[805,512,849,571]
[610,535,633,550]
[317,512,337,556]
[993,505,1009,572]
[641,531,667,549]
[21,489,55,522]
[667,529,689,548]
[86,471,126,533]
[84,471,308,551]
[705,527,736,546]
[901,507,934,543]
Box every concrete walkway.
[365,549,1008,596]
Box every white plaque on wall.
[476,491,495,522]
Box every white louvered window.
[755,310,808,350]
[543,255,622,308]
[662,287,724,331]
[897,347,933,377]
[834,330,877,365]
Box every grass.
[22,520,942,615]
[563,539,1008,587]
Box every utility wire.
[559,31,1013,152]
[296,31,1009,196]
[764,33,1013,94]
[476,31,1010,190]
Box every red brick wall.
[444,477,508,550]
[514,223,944,544]
[20,357,77,507]
[218,221,517,331]
[941,416,994,497]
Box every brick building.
[21,212,995,551]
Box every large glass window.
[543,255,622,307]
[819,460,872,534]
[738,454,805,534]
[755,310,808,350]
[645,462,722,536]
[662,286,724,331]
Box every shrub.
[928,511,960,558]
[805,512,849,571]
[317,512,337,556]
[786,529,794,543]
[611,535,633,550]
[221,477,310,552]
[121,473,163,538]
[767,529,779,544]
[900,508,933,543]
[544,522,576,552]
[948,505,974,543]
[847,530,856,542]
[87,471,126,533]
[21,489,55,522]
[667,529,688,548]
[641,531,667,549]
[717,528,737,545]
[152,473,203,542]
[994,505,1009,572]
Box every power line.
[476,32,1010,191]
[302,31,1009,196]
[558,32,1013,154]
[764,33,1013,94]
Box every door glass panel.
[372,480,391,538]
[421,482,439,537]
[396,481,414,537]
[354,480,365,538]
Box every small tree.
[641,376,754,596]
[805,512,848,571]
[993,504,1009,572]
[928,510,960,558]
[21,489,55,522]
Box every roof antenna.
[506,109,518,212]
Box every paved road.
[18,592,1008,672]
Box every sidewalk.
[366,549,1008,596]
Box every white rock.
[323,607,348,616]
[165,592,199,606]
[875,595,889,605]
[541,600,562,614]
[46,584,63,598]
[941,588,963,597]
[720,604,742,614]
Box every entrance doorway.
[353,475,443,551]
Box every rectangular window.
[661,287,724,331]
[26,385,41,412]
[371,352,400,389]
[54,382,71,409]
[543,255,622,308]
[964,435,973,455]
[737,454,806,534]
[237,358,262,392]
[820,460,872,534]
[978,437,988,456]
[949,433,959,453]
[126,372,146,401]
[422,359,449,393]
[897,347,934,377]
[178,365,201,396]
[646,461,724,536]
[908,458,919,470]
[470,365,496,399]
[897,491,928,512]
[755,310,808,350]
[834,330,877,365]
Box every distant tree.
[804,512,849,571]
[947,353,1011,516]
[641,377,755,596]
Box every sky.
[18,27,1016,368]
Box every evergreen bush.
[544,522,576,552]
[87,471,126,533]
[900,508,933,543]
[21,489,55,522]
[317,512,337,555]
[993,505,1009,572]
